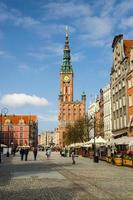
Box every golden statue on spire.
[65,26,69,37]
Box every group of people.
[19,146,52,161]
[20,147,30,161]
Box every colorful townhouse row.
[88,34,133,140]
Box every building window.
[113,103,115,111]
[116,101,118,110]
[117,118,119,129]
[124,115,126,127]
[118,68,121,75]
[132,77,133,86]
[68,87,70,94]
[120,108,122,116]
[129,95,133,107]
[130,115,133,127]
[65,87,67,93]
[114,120,116,130]
[119,98,122,108]
[122,79,125,87]
[128,80,131,88]
[122,96,126,106]
[120,117,122,128]
[123,106,126,115]
[119,82,121,90]
[112,88,115,95]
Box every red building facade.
[0,115,38,147]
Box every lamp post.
[0,107,8,163]
[7,122,13,157]
[90,113,98,163]
[93,114,96,162]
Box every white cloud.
[79,17,112,39]
[0,3,40,28]
[28,43,63,60]
[38,114,58,122]
[43,2,91,19]
[121,17,133,29]
[113,0,133,17]
[18,63,30,70]
[14,16,40,28]
[0,50,5,56]
[0,93,49,107]
[0,50,14,59]
[71,52,84,62]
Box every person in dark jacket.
[25,148,29,161]
[33,147,38,160]
[20,148,25,161]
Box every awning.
[113,132,127,138]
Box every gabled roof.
[124,40,133,61]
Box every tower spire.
[64,26,69,50]
[65,26,68,37]
[61,26,73,73]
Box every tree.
[64,115,94,145]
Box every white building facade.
[103,84,112,141]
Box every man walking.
[71,149,76,164]
[33,147,38,160]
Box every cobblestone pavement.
[0,151,133,200]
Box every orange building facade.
[127,47,133,136]
[0,115,38,147]
[58,30,86,147]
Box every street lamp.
[93,115,97,162]
[90,114,98,163]
[6,122,13,157]
[0,107,8,163]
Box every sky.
[0,0,133,133]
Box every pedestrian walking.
[46,148,51,159]
[33,147,38,160]
[25,148,29,161]
[20,148,25,161]
[71,149,76,164]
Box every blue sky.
[0,0,133,133]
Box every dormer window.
[5,119,11,124]
[19,119,25,124]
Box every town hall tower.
[58,29,86,147]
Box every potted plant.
[114,154,122,166]
[123,155,133,167]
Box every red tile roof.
[124,40,133,61]
[0,115,37,124]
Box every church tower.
[58,28,86,147]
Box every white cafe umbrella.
[96,136,107,144]
[129,141,133,147]
[87,138,94,144]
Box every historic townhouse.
[0,115,38,147]
[110,34,133,138]
[58,30,86,147]
[127,47,133,136]
[103,84,112,141]
[99,89,104,137]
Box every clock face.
[63,75,70,82]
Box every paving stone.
[0,151,133,200]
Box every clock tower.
[58,28,86,147]
[60,29,73,102]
